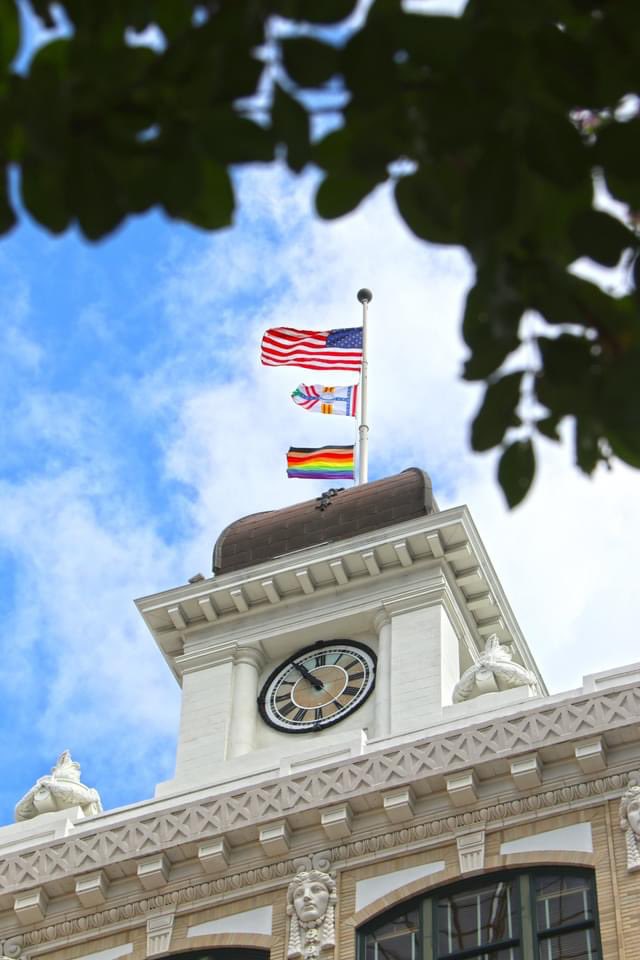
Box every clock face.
[258,640,376,733]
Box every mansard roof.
[212,467,437,575]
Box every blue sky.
[1,3,639,823]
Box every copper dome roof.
[212,467,437,575]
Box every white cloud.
[0,459,181,814]
[0,253,42,374]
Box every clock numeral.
[275,693,291,704]
[294,708,308,723]
[314,653,326,667]
[344,685,359,697]
[348,670,365,682]
[314,707,324,722]
[280,700,297,716]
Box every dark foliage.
[2,0,639,505]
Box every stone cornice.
[136,508,547,694]
[5,769,633,955]
[0,680,638,902]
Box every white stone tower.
[136,469,545,799]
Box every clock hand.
[294,661,324,691]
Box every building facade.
[1,469,638,960]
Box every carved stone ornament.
[619,770,640,871]
[453,634,537,703]
[287,869,336,960]
[0,941,22,960]
[15,750,102,821]
[7,772,631,952]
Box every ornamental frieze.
[0,683,638,897]
[3,770,631,954]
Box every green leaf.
[596,118,640,182]
[395,172,460,246]
[271,83,309,174]
[607,427,640,469]
[273,0,358,23]
[342,18,399,107]
[203,111,274,165]
[599,346,640,467]
[162,153,234,231]
[461,145,520,255]
[525,111,588,188]
[462,272,523,381]
[281,37,340,88]
[470,371,524,452]
[152,2,191,40]
[314,108,401,177]
[315,171,381,219]
[0,0,18,69]
[69,149,127,240]
[0,163,15,233]
[528,269,595,330]
[569,209,636,268]
[535,335,598,417]
[188,159,234,230]
[498,439,535,509]
[574,417,601,474]
[536,414,561,441]
[534,21,596,108]
[597,119,640,209]
[21,158,71,234]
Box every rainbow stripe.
[286,445,355,480]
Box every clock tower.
[137,468,544,799]
[3,465,638,960]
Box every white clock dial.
[258,640,376,733]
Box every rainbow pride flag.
[286,445,355,480]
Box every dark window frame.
[162,950,269,960]
[358,869,602,960]
[531,872,601,960]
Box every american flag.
[260,326,363,371]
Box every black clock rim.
[257,638,377,734]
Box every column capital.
[373,607,391,632]
[233,645,265,671]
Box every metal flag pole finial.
[356,288,372,484]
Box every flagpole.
[356,287,372,485]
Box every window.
[535,875,598,960]
[364,908,420,960]
[359,871,601,960]
[437,878,520,960]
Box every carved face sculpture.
[293,878,330,923]
[627,796,640,835]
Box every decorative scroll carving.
[287,869,336,960]
[15,752,102,821]
[0,941,22,959]
[453,635,537,703]
[619,770,640,871]
[12,772,630,950]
